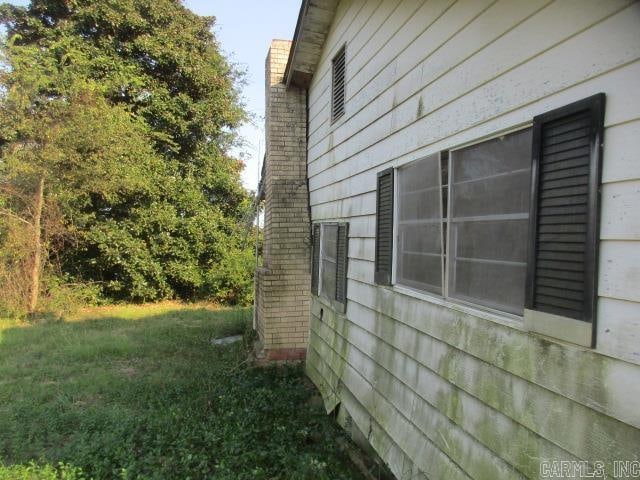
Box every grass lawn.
[0,304,364,480]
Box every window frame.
[391,125,534,322]
[392,152,446,296]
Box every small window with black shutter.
[312,222,349,312]
[524,93,605,348]
[331,45,346,123]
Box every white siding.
[304,0,640,478]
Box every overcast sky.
[3,0,302,191]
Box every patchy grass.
[0,304,364,480]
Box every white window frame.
[392,125,533,322]
[391,152,446,295]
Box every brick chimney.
[254,40,311,362]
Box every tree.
[0,0,254,312]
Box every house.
[254,0,640,478]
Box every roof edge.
[284,0,340,89]
[283,0,309,87]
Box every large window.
[375,94,605,347]
[393,129,533,315]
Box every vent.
[527,93,604,325]
[375,168,394,285]
[331,46,346,122]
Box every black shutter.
[312,224,321,296]
[375,168,394,285]
[526,93,605,344]
[331,46,346,122]
[335,223,349,309]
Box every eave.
[284,0,340,88]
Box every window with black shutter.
[312,223,349,312]
[375,168,394,285]
[524,93,605,347]
[371,95,604,346]
[331,45,346,122]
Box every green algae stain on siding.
[308,286,640,480]
[306,298,350,413]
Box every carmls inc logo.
[540,460,640,479]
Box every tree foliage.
[0,0,255,309]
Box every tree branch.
[0,208,33,227]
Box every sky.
[185,1,301,190]
[3,0,302,191]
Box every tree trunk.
[28,177,44,316]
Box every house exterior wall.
[254,40,310,361]
[304,1,640,479]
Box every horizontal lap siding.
[310,303,582,479]
[305,0,640,478]
[309,7,640,192]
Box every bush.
[0,220,32,318]
[0,462,86,480]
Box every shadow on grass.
[0,306,363,480]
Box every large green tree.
[0,0,255,310]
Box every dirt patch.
[119,366,138,378]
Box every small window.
[321,224,338,300]
[312,222,349,312]
[331,46,346,122]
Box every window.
[396,153,444,295]
[374,94,605,346]
[321,224,338,300]
[331,46,346,122]
[391,129,532,314]
[449,129,533,315]
[312,222,349,312]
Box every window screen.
[448,128,533,314]
[396,153,443,294]
[320,224,338,301]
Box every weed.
[0,305,363,479]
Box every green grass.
[0,304,364,480]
